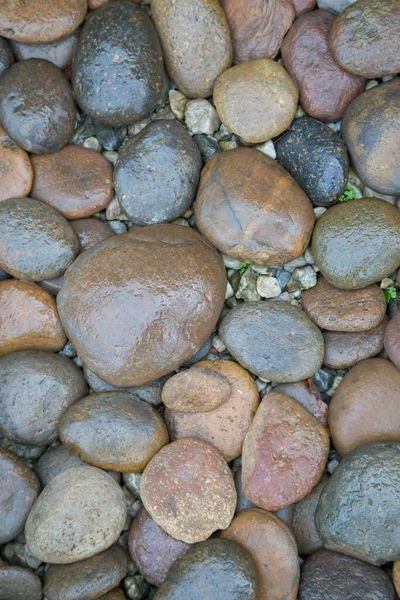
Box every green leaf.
[338,185,357,202]
[239,262,251,276]
[385,286,397,302]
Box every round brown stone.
[151,0,232,98]
[291,477,327,555]
[384,310,400,371]
[0,448,40,544]
[0,280,66,356]
[0,126,33,202]
[213,59,298,143]
[329,358,400,455]
[195,147,314,266]
[57,224,226,387]
[60,391,169,472]
[394,560,400,597]
[71,219,114,251]
[242,392,329,510]
[273,380,328,426]
[128,507,191,586]
[162,367,231,413]
[164,360,259,461]
[281,10,365,122]
[302,277,387,332]
[140,438,236,543]
[220,0,294,64]
[31,145,113,219]
[221,508,299,600]
[0,566,42,600]
[10,32,78,71]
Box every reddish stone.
[384,310,400,371]
[162,366,231,413]
[273,380,328,426]
[0,126,33,202]
[71,219,114,251]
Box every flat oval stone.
[384,310,400,370]
[0,37,13,77]
[10,32,78,70]
[60,391,169,472]
[31,146,113,219]
[141,438,236,543]
[153,539,258,600]
[315,442,400,565]
[220,0,294,63]
[0,125,33,202]
[281,10,365,122]
[195,147,314,266]
[72,1,164,125]
[0,197,79,281]
[0,0,87,44]
[0,566,42,600]
[302,277,387,331]
[71,219,114,251]
[276,117,349,206]
[0,59,76,154]
[57,225,226,387]
[115,120,202,226]
[151,0,232,98]
[162,367,231,413]
[0,281,66,356]
[329,0,400,78]
[299,549,396,600]
[213,59,298,143]
[128,508,191,586]
[219,301,324,382]
[273,380,328,426]
[221,508,299,600]
[25,465,127,564]
[242,393,329,510]
[0,350,88,446]
[291,478,326,555]
[341,79,400,196]
[312,198,400,289]
[329,358,400,455]
[44,546,128,600]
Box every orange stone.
[0,126,33,202]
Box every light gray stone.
[257,276,281,298]
[317,0,357,13]
[185,99,220,135]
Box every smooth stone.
[71,219,114,251]
[311,198,400,289]
[221,508,299,600]
[57,225,226,387]
[302,277,387,331]
[141,438,236,543]
[0,566,42,600]
[213,59,298,143]
[39,275,65,297]
[329,0,400,78]
[164,359,260,461]
[0,125,33,202]
[291,478,327,555]
[219,301,324,382]
[153,539,258,600]
[0,350,88,446]
[293,0,317,15]
[0,197,78,281]
[31,146,113,219]
[195,147,314,266]
[83,367,168,406]
[276,117,349,206]
[315,442,400,565]
[242,393,329,510]
[0,281,66,356]
[0,37,13,78]
[0,448,40,543]
[25,466,127,564]
[323,317,387,368]
[44,546,128,600]
[318,0,357,11]
[299,549,395,600]
[128,508,191,586]
[394,561,400,597]
[162,366,231,413]
[60,391,169,472]
[0,59,76,154]
[220,0,294,63]
[273,380,328,426]
[193,134,220,164]
[281,10,365,122]
[384,310,400,370]
[72,1,164,126]
[114,120,201,225]
[98,592,127,600]
[10,32,78,70]
[341,79,400,196]
[151,0,232,98]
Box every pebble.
[0,37,13,78]
[242,392,329,510]
[193,134,220,163]
[255,140,276,159]
[213,59,298,143]
[273,380,328,426]
[10,31,78,70]
[140,438,236,543]
[384,310,400,370]
[291,478,327,555]
[184,99,220,135]
[96,125,126,151]
[317,0,356,11]
[293,0,317,15]
[0,566,42,600]
[34,444,87,487]
[236,269,261,302]
[257,276,281,298]
[162,366,231,412]
[0,125,33,202]
[287,266,317,291]
[168,90,188,121]
[71,218,114,251]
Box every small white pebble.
[255,140,276,159]
[257,276,281,298]
[225,281,234,300]
[252,265,273,275]
[168,89,188,120]
[326,122,341,133]
[106,196,129,221]
[295,105,306,118]
[185,98,220,135]
[83,136,102,151]
[128,117,151,136]
[382,75,394,82]
[221,254,242,270]
[314,207,327,218]
[380,278,394,289]
[212,335,226,353]
[365,79,379,90]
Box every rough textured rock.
[151,0,232,98]
[219,301,324,382]
[323,317,387,368]
[83,367,168,406]
[281,10,365,122]
[162,366,231,413]
[291,478,326,555]
[384,310,400,371]
[0,566,42,600]
[0,59,76,154]
[57,225,226,387]
[114,120,201,225]
[315,442,400,565]
[0,37,13,78]
[31,146,113,219]
[10,32,78,70]
[72,1,164,125]
[71,219,114,251]
[242,393,329,510]
[221,508,299,600]
[141,438,236,543]
[195,147,314,266]
[25,466,127,564]
[273,380,328,426]
[220,0,294,63]
[0,125,33,202]
[213,59,298,143]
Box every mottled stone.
[10,32,78,70]
[291,478,327,555]
[0,125,33,202]
[0,566,42,600]
[0,37,13,78]
[162,367,231,413]
[323,317,387,368]
[273,380,328,426]
[71,219,114,251]
[384,310,400,371]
